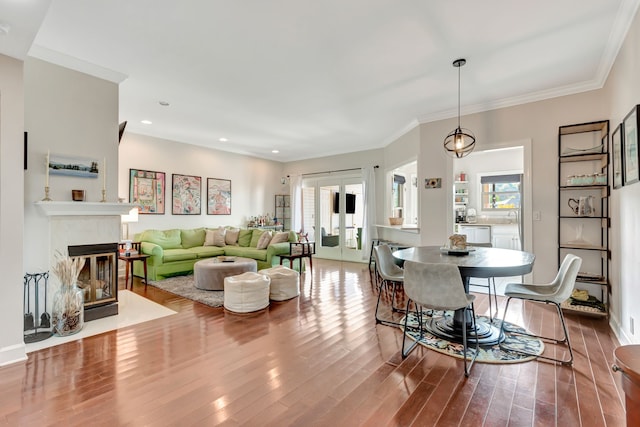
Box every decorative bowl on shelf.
[388,217,403,225]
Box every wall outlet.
[631,317,635,335]
[533,211,541,221]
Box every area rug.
[148,275,224,307]
[400,312,544,364]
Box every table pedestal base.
[424,315,503,346]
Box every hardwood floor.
[1,258,627,426]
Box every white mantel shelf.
[35,201,137,216]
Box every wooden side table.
[118,242,150,290]
[279,242,315,272]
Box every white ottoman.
[224,271,270,313]
[261,265,300,301]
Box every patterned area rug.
[400,312,544,364]
[148,275,224,307]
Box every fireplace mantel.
[35,201,137,217]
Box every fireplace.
[68,243,118,321]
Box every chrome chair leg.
[401,299,423,358]
[499,297,574,365]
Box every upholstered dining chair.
[467,242,498,321]
[401,261,479,377]
[499,253,582,365]
[373,244,404,326]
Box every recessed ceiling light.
[159,101,170,107]
[219,138,228,142]
[141,120,152,125]
[272,150,280,154]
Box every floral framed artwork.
[623,105,639,186]
[207,178,231,215]
[172,174,202,215]
[129,169,165,214]
[612,123,624,189]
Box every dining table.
[393,245,535,346]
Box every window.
[481,174,521,210]
[392,174,405,214]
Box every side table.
[118,242,150,290]
[279,242,315,272]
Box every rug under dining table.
[400,312,545,364]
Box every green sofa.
[133,228,298,281]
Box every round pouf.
[224,271,270,313]
[194,257,257,290]
[261,265,300,301]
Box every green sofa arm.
[265,242,292,264]
[141,241,164,265]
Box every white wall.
[23,58,120,273]
[601,6,640,345]
[0,54,26,365]
[118,132,287,237]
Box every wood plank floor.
[1,259,627,426]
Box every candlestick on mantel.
[102,157,107,191]
[45,150,50,187]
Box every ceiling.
[2,1,639,162]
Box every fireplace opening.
[68,243,118,321]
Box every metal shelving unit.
[557,120,610,317]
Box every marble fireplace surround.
[34,201,136,309]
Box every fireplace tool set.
[23,272,53,343]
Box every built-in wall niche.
[388,160,417,225]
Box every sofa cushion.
[141,229,182,249]
[223,246,268,261]
[181,228,206,249]
[225,228,240,245]
[238,229,253,247]
[204,227,226,247]
[269,231,289,246]
[189,246,226,258]
[162,248,198,262]
[256,231,272,249]
[249,229,266,247]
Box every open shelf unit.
[557,120,610,317]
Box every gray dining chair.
[499,253,582,365]
[401,260,479,377]
[467,242,498,321]
[373,245,404,326]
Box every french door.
[301,176,364,262]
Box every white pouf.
[261,265,300,301]
[224,271,270,313]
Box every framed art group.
[129,168,231,215]
[129,169,166,214]
[612,104,640,189]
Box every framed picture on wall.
[612,123,624,189]
[172,174,202,215]
[623,104,639,186]
[129,168,166,214]
[207,178,231,215]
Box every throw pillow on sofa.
[181,228,206,248]
[256,231,273,249]
[204,227,226,247]
[238,229,253,247]
[225,228,240,245]
[140,229,182,249]
[269,231,290,245]
[249,229,266,247]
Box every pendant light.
[443,58,475,158]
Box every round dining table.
[393,245,535,345]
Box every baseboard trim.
[0,342,27,367]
